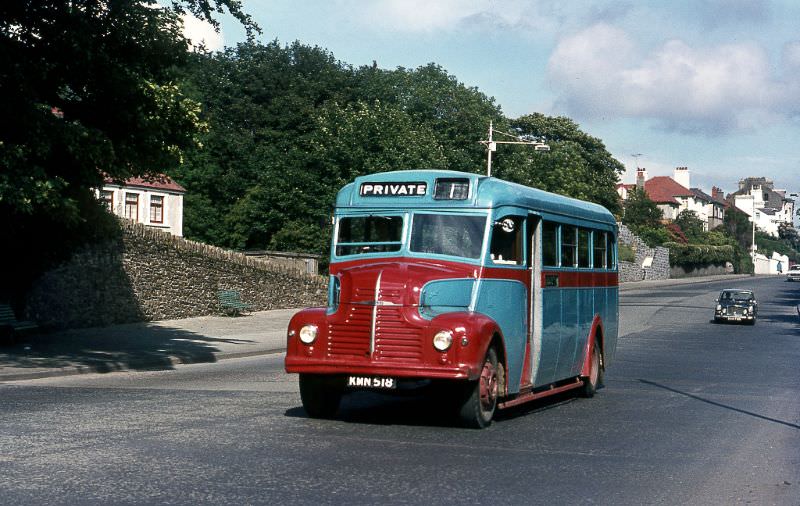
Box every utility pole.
[479,121,550,177]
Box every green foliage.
[664,243,734,267]
[618,244,636,263]
[755,230,800,263]
[635,226,672,247]
[622,188,663,231]
[0,0,254,292]
[722,205,754,251]
[674,210,705,243]
[177,44,500,254]
[501,114,624,214]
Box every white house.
[731,177,795,237]
[98,176,186,236]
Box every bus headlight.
[299,325,318,344]
[433,330,453,351]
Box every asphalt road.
[1,277,798,505]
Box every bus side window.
[607,234,616,269]
[561,225,577,268]
[578,228,591,268]
[542,221,558,267]
[490,216,524,265]
[593,231,607,269]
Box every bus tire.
[580,341,602,398]
[299,374,343,419]
[458,347,499,429]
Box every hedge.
[664,242,735,267]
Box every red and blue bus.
[285,170,618,428]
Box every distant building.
[618,167,726,230]
[729,177,795,237]
[98,175,186,236]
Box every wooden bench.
[217,290,253,316]
[0,303,39,344]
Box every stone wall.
[26,221,328,330]
[618,223,671,282]
[670,263,731,278]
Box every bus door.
[524,214,542,388]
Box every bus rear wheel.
[580,341,603,398]
[459,347,499,429]
[299,374,344,419]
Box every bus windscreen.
[409,214,485,259]
[335,215,404,256]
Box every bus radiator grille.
[327,305,422,362]
[375,307,423,362]
[328,305,371,358]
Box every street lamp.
[479,121,549,177]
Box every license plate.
[347,376,396,389]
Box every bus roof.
[336,169,616,227]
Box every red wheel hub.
[479,359,498,411]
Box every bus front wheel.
[580,341,603,398]
[458,347,499,429]
[299,374,344,419]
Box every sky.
[182,0,800,199]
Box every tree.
[176,51,505,254]
[622,187,663,229]
[503,113,624,214]
[674,209,706,243]
[0,0,256,293]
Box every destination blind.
[360,182,427,197]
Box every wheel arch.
[581,315,605,378]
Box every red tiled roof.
[104,175,186,193]
[644,176,692,205]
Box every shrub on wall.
[618,244,636,263]
[664,242,734,267]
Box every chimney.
[673,166,690,189]
[712,186,724,201]
[636,168,647,190]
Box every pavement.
[0,274,756,382]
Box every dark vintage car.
[714,289,757,325]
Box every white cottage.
[99,175,186,236]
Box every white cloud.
[181,13,224,51]
[352,0,561,34]
[547,24,800,134]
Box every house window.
[125,193,139,222]
[100,190,114,212]
[150,195,164,223]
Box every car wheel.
[458,347,499,429]
[580,340,603,398]
[299,374,344,419]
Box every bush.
[664,242,734,267]
[634,226,671,247]
[618,244,636,262]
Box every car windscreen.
[409,213,485,259]
[335,215,404,256]
[722,291,752,301]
